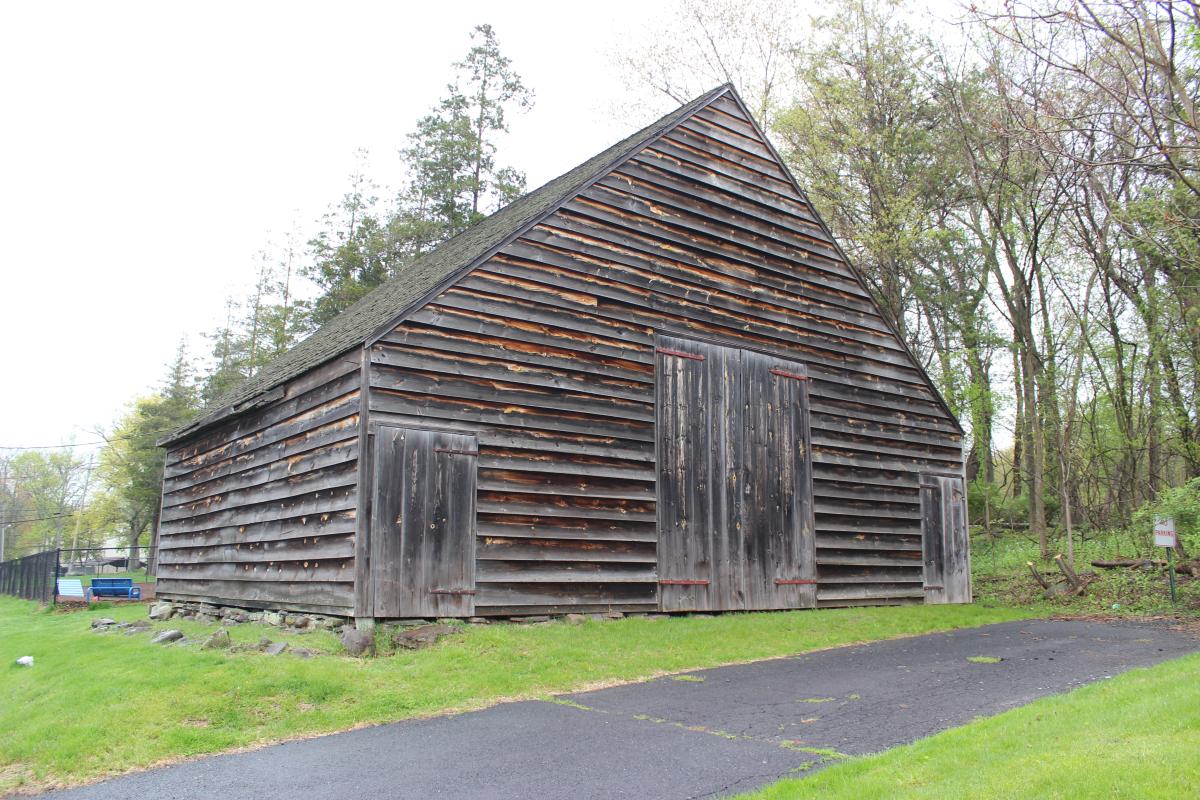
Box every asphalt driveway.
[41,619,1198,800]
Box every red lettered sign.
[1154,518,1177,548]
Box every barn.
[155,84,970,624]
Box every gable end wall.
[365,94,964,615]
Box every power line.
[0,511,80,525]
[0,428,176,451]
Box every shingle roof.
[163,85,733,446]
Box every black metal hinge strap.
[434,448,479,456]
[659,579,711,585]
[774,579,817,585]
[769,368,809,381]
[429,588,477,595]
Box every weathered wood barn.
[155,84,970,622]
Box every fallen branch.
[1090,559,1164,570]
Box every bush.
[1133,478,1200,553]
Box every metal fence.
[0,549,59,604]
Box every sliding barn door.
[919,474,970,604]
[656,335,816,612]
[370,425,477,618]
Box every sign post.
[1154,518,1178,604]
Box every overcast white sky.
[0,0,679,452]
[0,0,975,455]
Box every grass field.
[0,597,1036,793]
[738,650,1200,799]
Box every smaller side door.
[371,425,478,618]
[919,474,970,604]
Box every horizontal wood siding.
[368,94,962,615]
[155,354,363,614]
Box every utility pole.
[69,455,94,567]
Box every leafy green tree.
[2,449,87,557]
[304,24,532,325]
[96,352,201,568]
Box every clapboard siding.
[156,353,363,614]
[365,95,960,615]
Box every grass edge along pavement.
[0,598,1037,794]
[735,649,1200,800]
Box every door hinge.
[658,579,711,585]
[923,585,944,591]
[769,368,808,381]
[774,578,817,585]
[429,588,477,595]
[656,348,705,361]
[434,448,479,456]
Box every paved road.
[42,619,1198,800]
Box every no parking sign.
[1154,518,1177,548]
[1154,517,1178,604]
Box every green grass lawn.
[737,650,1200,799]
[0,598,1035,793]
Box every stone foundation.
[147,600,347,633]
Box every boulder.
[564,614,587,625]
[340,628,376,657]
[150,629,184,644]
[148,602,174,621]
[91,618,117,629]
[201,629,232,650]
[262,611,282,626]
[392,624,458,650]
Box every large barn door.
[370,425,477,618]
[919,474,970,604]
[656,335,816,612]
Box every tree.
[2,449,88,557]
[613,0,800,121]
[304,25,533,325]
[96,354,201,569]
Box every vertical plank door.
[371,425,478,618]
[656,337,717,611]
[920,474,970,604]
[741,351,817,609]
[656,334,816,612]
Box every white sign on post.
[1154,518,1177,548]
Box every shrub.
[1133,478,1200,553]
